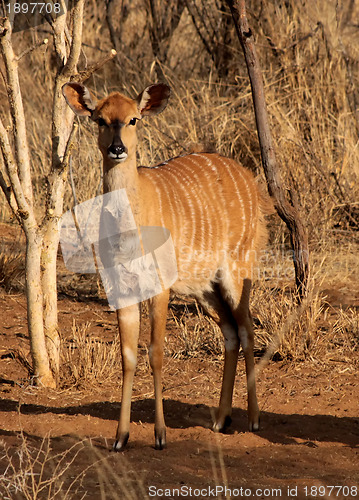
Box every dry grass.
[0,434,87,499]
[0,0,358,372]
[0,433,149,500]
[167,301,223,360]
[252,249,358,367]
[60,321,122,388]
[0,244,25,292]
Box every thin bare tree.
[0,0,115,386]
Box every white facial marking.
[108,152,128,162]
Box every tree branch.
[185,0,214,61]
[226,0,310,298]
[74,49,117,82]
[61,122,78,171]
[63,0,85,77]
[50,0,69,66]
[0,170,18,217]
[0,116,29,219]
[106,0,120,53]
[16,37,48,61]
[0,16,33,205]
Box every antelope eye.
[98,118,107,127]
[129,118,137,126]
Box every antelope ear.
[136,83,170,117]
[62,82,97,117]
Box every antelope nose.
[108,144,126,157]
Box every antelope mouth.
[108,151,128,162]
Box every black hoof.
[112,432,129,452]
[249,416,260,432]
[155,431,166,450]
[213,415,232,433]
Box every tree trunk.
[41,74,76,379]
[0,0,117,387]
[226,0,309,298]
[42,224,61,379]
[25,229,56,387]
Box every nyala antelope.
[62,82,272,451]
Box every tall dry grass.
[61,321,122,388]
[1,3,357,497]
[0,433,87,499]
[0,433,150,499]
[0,0,358,368]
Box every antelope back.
[138,152,271,296]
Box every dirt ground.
[0,224,358,499]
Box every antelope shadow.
[0,397,357,448]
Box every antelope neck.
[102,155,141,217]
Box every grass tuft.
[61,321,122,388]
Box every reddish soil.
[0,223,358,499]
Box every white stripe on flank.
[159,162,197,253]
[141,153,258,285]
[153,167,178,236]
[181,157,211,263]
[185,155,228,265]
[202,155,229,262]
[170,159,201,272]
[234,164,252,255]
[148,174,166,228]
[216,156,246,252]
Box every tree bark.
[1,15,58,386]
[226,0,309,298]
[25,230,57,387]
[0,17,33,205]
[39,1,85,379]
[1,2,118,387]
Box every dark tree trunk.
[226,0,309,299]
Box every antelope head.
[62,82,170,166]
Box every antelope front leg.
[113,304,140,452]
[149,290,169,450]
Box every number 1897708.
[6,2,61,15]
